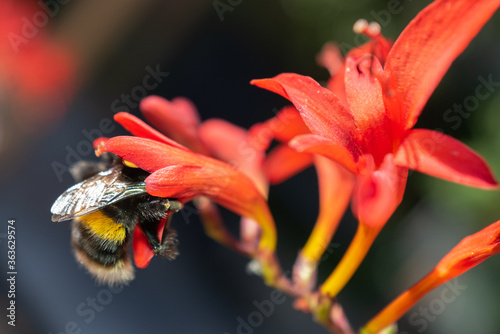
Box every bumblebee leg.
[137,210,179,260]
[158,214,179,260]
[137,199,180,260]
[158,228,179,260]
[137,216,163,252]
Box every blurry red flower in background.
[0,0,75,132]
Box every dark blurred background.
[1,0,499,333]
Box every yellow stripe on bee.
[77,211,126,243]
[123,160,138,168]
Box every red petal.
[344,54,392,164]
[248,106,311,151]
[146,165,256,211]
[316,42,344,77]
[384,0,500,130]
[198,119,267,196]
[198,118,248,161]
[251,74,360,155]
[394,129,498,189]
[140,96,208,154]
[132,224,155,268]
[106,136,212,173]
[264,145,314,185]
[325,71,347,106]
[435,220,500,278]
[114,112,188,150]
[247,122,274,152]
[352,154,408,227]
[289,134,358,174]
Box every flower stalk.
[320,222,382,298]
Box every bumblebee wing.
[51,167,147,222]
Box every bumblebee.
[51,152,182,286]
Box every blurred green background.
[0,0,499,333]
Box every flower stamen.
[353,19,382,40]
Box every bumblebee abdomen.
[77,211,127,244]
[71,212,134,285]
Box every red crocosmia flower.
[248,24,391,292]
[106,112,277,269]
[138,95,270,254]
[362,220,500,334]
[252,0,499,298]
